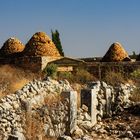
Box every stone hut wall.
[13,56,42,72]
[0,56,61,72]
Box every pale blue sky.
[0,0,140,57]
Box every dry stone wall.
[0,77,136,140]
[81,81,135,122]
[0,78,75,139]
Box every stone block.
[105,88,112,117]
[61,91,77,134]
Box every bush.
[74,68,94,84]
[103,71,126,86]
[44,64,57,78]
[130,69,140,79]
[57,68,94,84]
[57,71,73,82]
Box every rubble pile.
[0,78,72,139]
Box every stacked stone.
[85,81,135,121]
[0,77,136,140]
[42,101,69,137]
[102,42,130,62]
[23,32,60,57]
[64,82,135,140]
[0,78,72,139]
[0,37,25,57]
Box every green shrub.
[57,71,73,82]
[57,68,94,84]
[130,69,140,79]
[44,64,57,78]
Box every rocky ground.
[60,111,140,140]
[91,110,140,140]
[60,103,140,140]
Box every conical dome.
[0,37,25,57]
[23,32,60,57]
[101,42,130,62]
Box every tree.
[51,30,64,56]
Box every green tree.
[51,30,64,56]
[132,51,137,59]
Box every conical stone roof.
[101,42,130,62]
[23,32,60,57]
[0,37,25,57]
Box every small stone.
[83,112,91,121]
[44,124,50,134]
[102,81,108,88]
[71,126,84,139]
[82,105,88,112]
[58,135,73,140]
[48,129,55,137]
[79,121,93,130]
[14,131,26,140]
[82,135,93,140]
[125,131,133,138]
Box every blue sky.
[0,0,140,57]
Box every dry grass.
[130,88,140,102]
[44,93,61,107]
[0,65,41,98]
[24,109,57,140]
[103,71,126,86]
[25,111,44,140]
[10,78,30,93]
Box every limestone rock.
[82,105,88,112]
[23,32,60,57]
[82,135,93,140]
[71,126,84,139]
[0,38,25,57]
[102,42,130,62]
[83,112,91,121]
[58,135,73,140]
[79,121,93,130]
[8,132,25,140]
